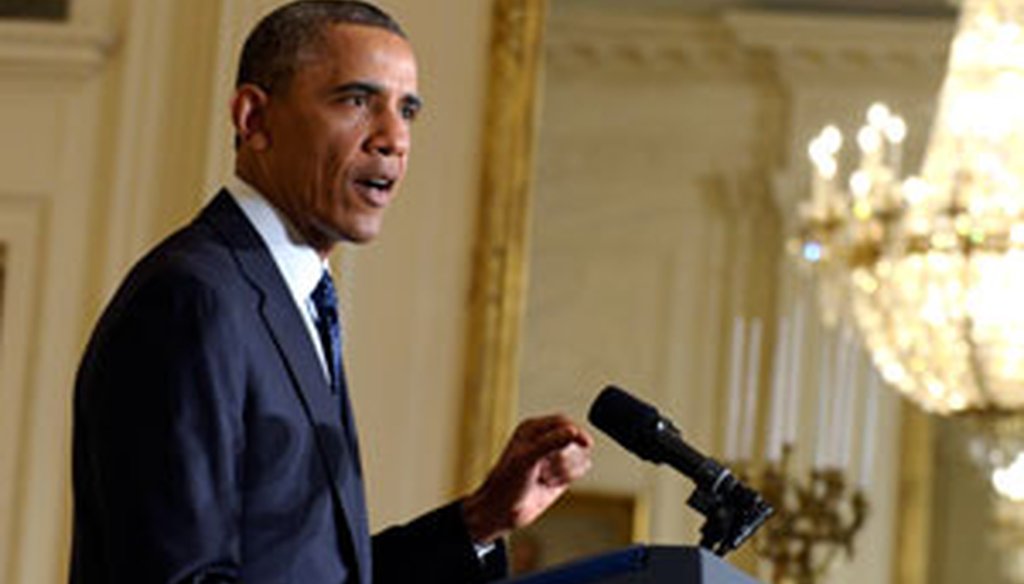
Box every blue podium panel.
[500,545,761,584]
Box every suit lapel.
[198,191,372,583]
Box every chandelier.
[795,0,1024,417]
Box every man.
[70,2,592,583]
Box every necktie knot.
[311,271,342,393]
[311,271,339,324]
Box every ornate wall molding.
[97,0,224,297]
[457,0,547,492]
[546,11,754,77]
[544,8,953,82]
[727,10,954,84]
[0,22,114,80]
[0,198,43,584]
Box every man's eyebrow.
[329,81,382,95]
[329,82,423,110]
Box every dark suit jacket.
[71,191,505,584]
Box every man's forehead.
[294,23,417,81]
[317,23,413,59]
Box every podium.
[499,545,761,584]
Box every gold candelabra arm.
[741,444,870,583]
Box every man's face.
[254,24,420,252]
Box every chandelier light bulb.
[867,102,891,128]
[807,137,825,164]
[857,126,882,154]
[850,170,872,198]
[993,453,1024,502]
[884,116,908,144]
[902,177,931,205]
[821,125,844,154]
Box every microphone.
[588,385,729,492]
[588,385,772,555]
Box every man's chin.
[343,233,378,245]
[335,220,383,246]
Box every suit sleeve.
[371,500,507,584]
[73,271,247,583]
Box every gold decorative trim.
[456,0,548,493]
[893,405,934,584]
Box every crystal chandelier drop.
[795,0,1024,417]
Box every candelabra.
[722,313,881,583]
[743,446,868,584]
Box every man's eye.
[401,104,420,121]
[341,94,369,107]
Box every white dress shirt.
[225,175,332,382]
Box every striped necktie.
[310,270,343,394]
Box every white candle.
[725,316,746,460]
[838,331,861,469]
[829,326,851,467]
[740,318,763,462]
[886,115,906,182]
[814,329,833,468]
[785,300,805,445]
[812,173,827,210]
[859,371,881,488]
[889,140,903,184]
[766,318,790,461]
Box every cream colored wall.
[0,2,117,582]
[342,0,493,528]
[0,0,492,582]
[524,9,783,551]
[519,4,952,582]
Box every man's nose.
[366,107,410,156]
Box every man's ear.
[231,84,271,151]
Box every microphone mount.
[653,415,772,556]
[589,385,773,556]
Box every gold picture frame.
[509,490,649,576]
[456,0,548,493]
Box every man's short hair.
[236,0,406,95]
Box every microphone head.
[588,385,662,462]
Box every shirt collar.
[225,175,326,304]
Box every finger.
[537,445,591,486]
[572,425,595,448]
[513,414,577,441]
[515,415,594,449]
[561,442,591,475]
[514,425,592,468]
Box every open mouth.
[352,175,397,208]
[356,177,395,192]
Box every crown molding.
[546,7,955,82]
[726,9,955,83]
[546,10,755,77]
[0,21,115,81]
